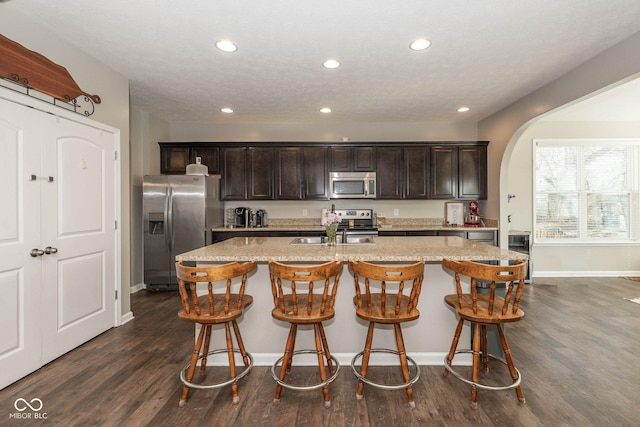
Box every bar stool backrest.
[269,260,343,317]
[349,259,425,319]
[442,259,527,316]
[175,261,257,319]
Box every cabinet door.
[303,147,328,200]
[376,147,404,199]
[221,147,247,200]
[190,146,220,174]
[160,145,189,174]
[404,146,429,199]
[247,147,274,199]
[354,147,376,171]
[458,145,487,200]
[275,147,303,199]
[329,146,350,171]
[430,146,458,199]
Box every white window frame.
[534,138,640,245]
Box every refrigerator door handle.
[166,185,173,253]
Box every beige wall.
[479,31,640,277]
[2,7,133,316]
[507,120,640,276]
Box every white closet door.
[39,114,117,363]
[0,99,43,388]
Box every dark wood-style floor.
[1,277,639,426]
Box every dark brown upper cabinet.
[160,144,189,174]
[430,144,487,200]
[275,146,329,200]
[221,147,247,200]
[329,146,375,171]
[404,146,430,199]
[376,146,404,199]
[190,146,220,174]
[247,147,274,200]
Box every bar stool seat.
[348,259,425,408]
[268,259,343,408]
[441,258,528,409]
[175,260,257,407]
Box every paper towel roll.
[321,208,328,225]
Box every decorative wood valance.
[0,34,101,106]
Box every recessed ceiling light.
[216,40,237,53]
[457,107,470,113]
[320,107,332,114]
[221,107,234,113]
[410,38,431,51]
[322,59,341,69]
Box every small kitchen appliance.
[234,207,251,228]
[465,201,483,227]
[255,209,268,227]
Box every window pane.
[535,193,578,239]
[586,194,630,238]
[536,147,577,192]
[583,146,628,191]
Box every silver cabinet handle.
[44,246,58,255]
[30,249,45,257]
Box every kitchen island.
[176,236,526,366]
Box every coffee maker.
[234,207,251,228]
[255,209,268,227]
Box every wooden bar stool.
[268,259,343,408]
[441,258,528,409]
[175,260,257,407]
[348,259,425,408]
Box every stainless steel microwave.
[329,171,377,199]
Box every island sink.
[290,236,376,245]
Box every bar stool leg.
[356,322,375,400]
[223,322,241,404]
[274,324,298,402]
[231,320,251,368]
[200,325,212,376]
[443,318,464,378]
[318,323,335,374]
[471,322,481,409]
[481,325,489,373]
[180,324,206,407]
[497,324,525,403]
[393,324,415,408]
[314,323,331,408]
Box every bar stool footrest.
[180,348,254,390]
[351,348,421,390]
[270,349,340,391]
[443,349,521,391]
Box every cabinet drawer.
[467,231,495,240]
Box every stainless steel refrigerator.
[143,174,223,290]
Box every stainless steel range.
[333,209,378,237]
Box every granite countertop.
[212,217,499,232]
[176,235,524,263]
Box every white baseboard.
[534,270,640,278]
[120,311,134,326]
[130,282,146,293]
[203,352,471,367]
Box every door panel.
[143,175,170,285]
[0,98,42,388]
[40,115,116,364]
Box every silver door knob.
[30,249,45,257]
[44,246,58,255]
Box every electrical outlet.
[302,209,308,216]
[394,209,399,216]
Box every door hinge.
[114,151,118,160]
[115,220,118,230]
[115,290,118,300]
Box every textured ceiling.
[6,0,640,124]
